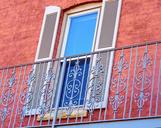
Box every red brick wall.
[117,0,161,47]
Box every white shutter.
[86,0,122,110]
[26,6,61,114]
[35,6,61,61]
[96,0,121,50]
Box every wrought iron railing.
[0,41,161,128]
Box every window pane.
[64,12,98,56]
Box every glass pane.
[64,12,98,56]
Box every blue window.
[59,10,99,107]
[64,11,98,56]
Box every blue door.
[60,11,98,107]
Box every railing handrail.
[0,41,160,70]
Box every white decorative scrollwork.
[86,54,104,115]
[62,59,83,116]
[109,50,128,118]
[19,66,35,122]
[0,69,16,125]
[134,47,152,113]
[64,60,82,106]
[39,66,55,119]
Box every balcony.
[0,42,161,128]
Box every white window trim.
[57,2,102,58]
[59,8,100,109]
[35,6,61,62]
[57,0,122,109]
[60,8,101,58]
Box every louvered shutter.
[96,0,120,49]
[26,6,61,114]
[35,6,61,61]
[86,0,122,109]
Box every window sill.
[37,108,87,121]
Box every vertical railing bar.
[26,63,40,126]
[94,52,102,120]
[0,69,5,88]
[4,68,17,128]
[97,52,106,121]
[67,58,80,124]
[97,53,102,121]
[0,69,5,126]
[52,58,67,128]
[32,62,47,126]
[0,68,9,102]
[123,47,133,118]
[129,46,138,118]
[8,66,22,128]
[39,61,53,126]
[66,59,74,123]
[114,49,125,119]
[28,63,41,126]
[13,65,27,127]
[87,53,95,122]
[0,67,9,128]
[138,45,148,117]
[155,60,161,116]
[82,53,94,123]
[25,63,36,126]
[103,51,111,120]
[75,56,86,123]
[90,52,100,121]
[62,58,71,107]
[149,43,158,116]
[90,53,100,122]
[26,64,37,126]
[74,57,80,123]
[39,65,48,126]
[47,60,59,125]
[79,55,89,123]
[58,57,71,124]
[0,68,5,127]
[67,57,83,124]
[5,67,17,128]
